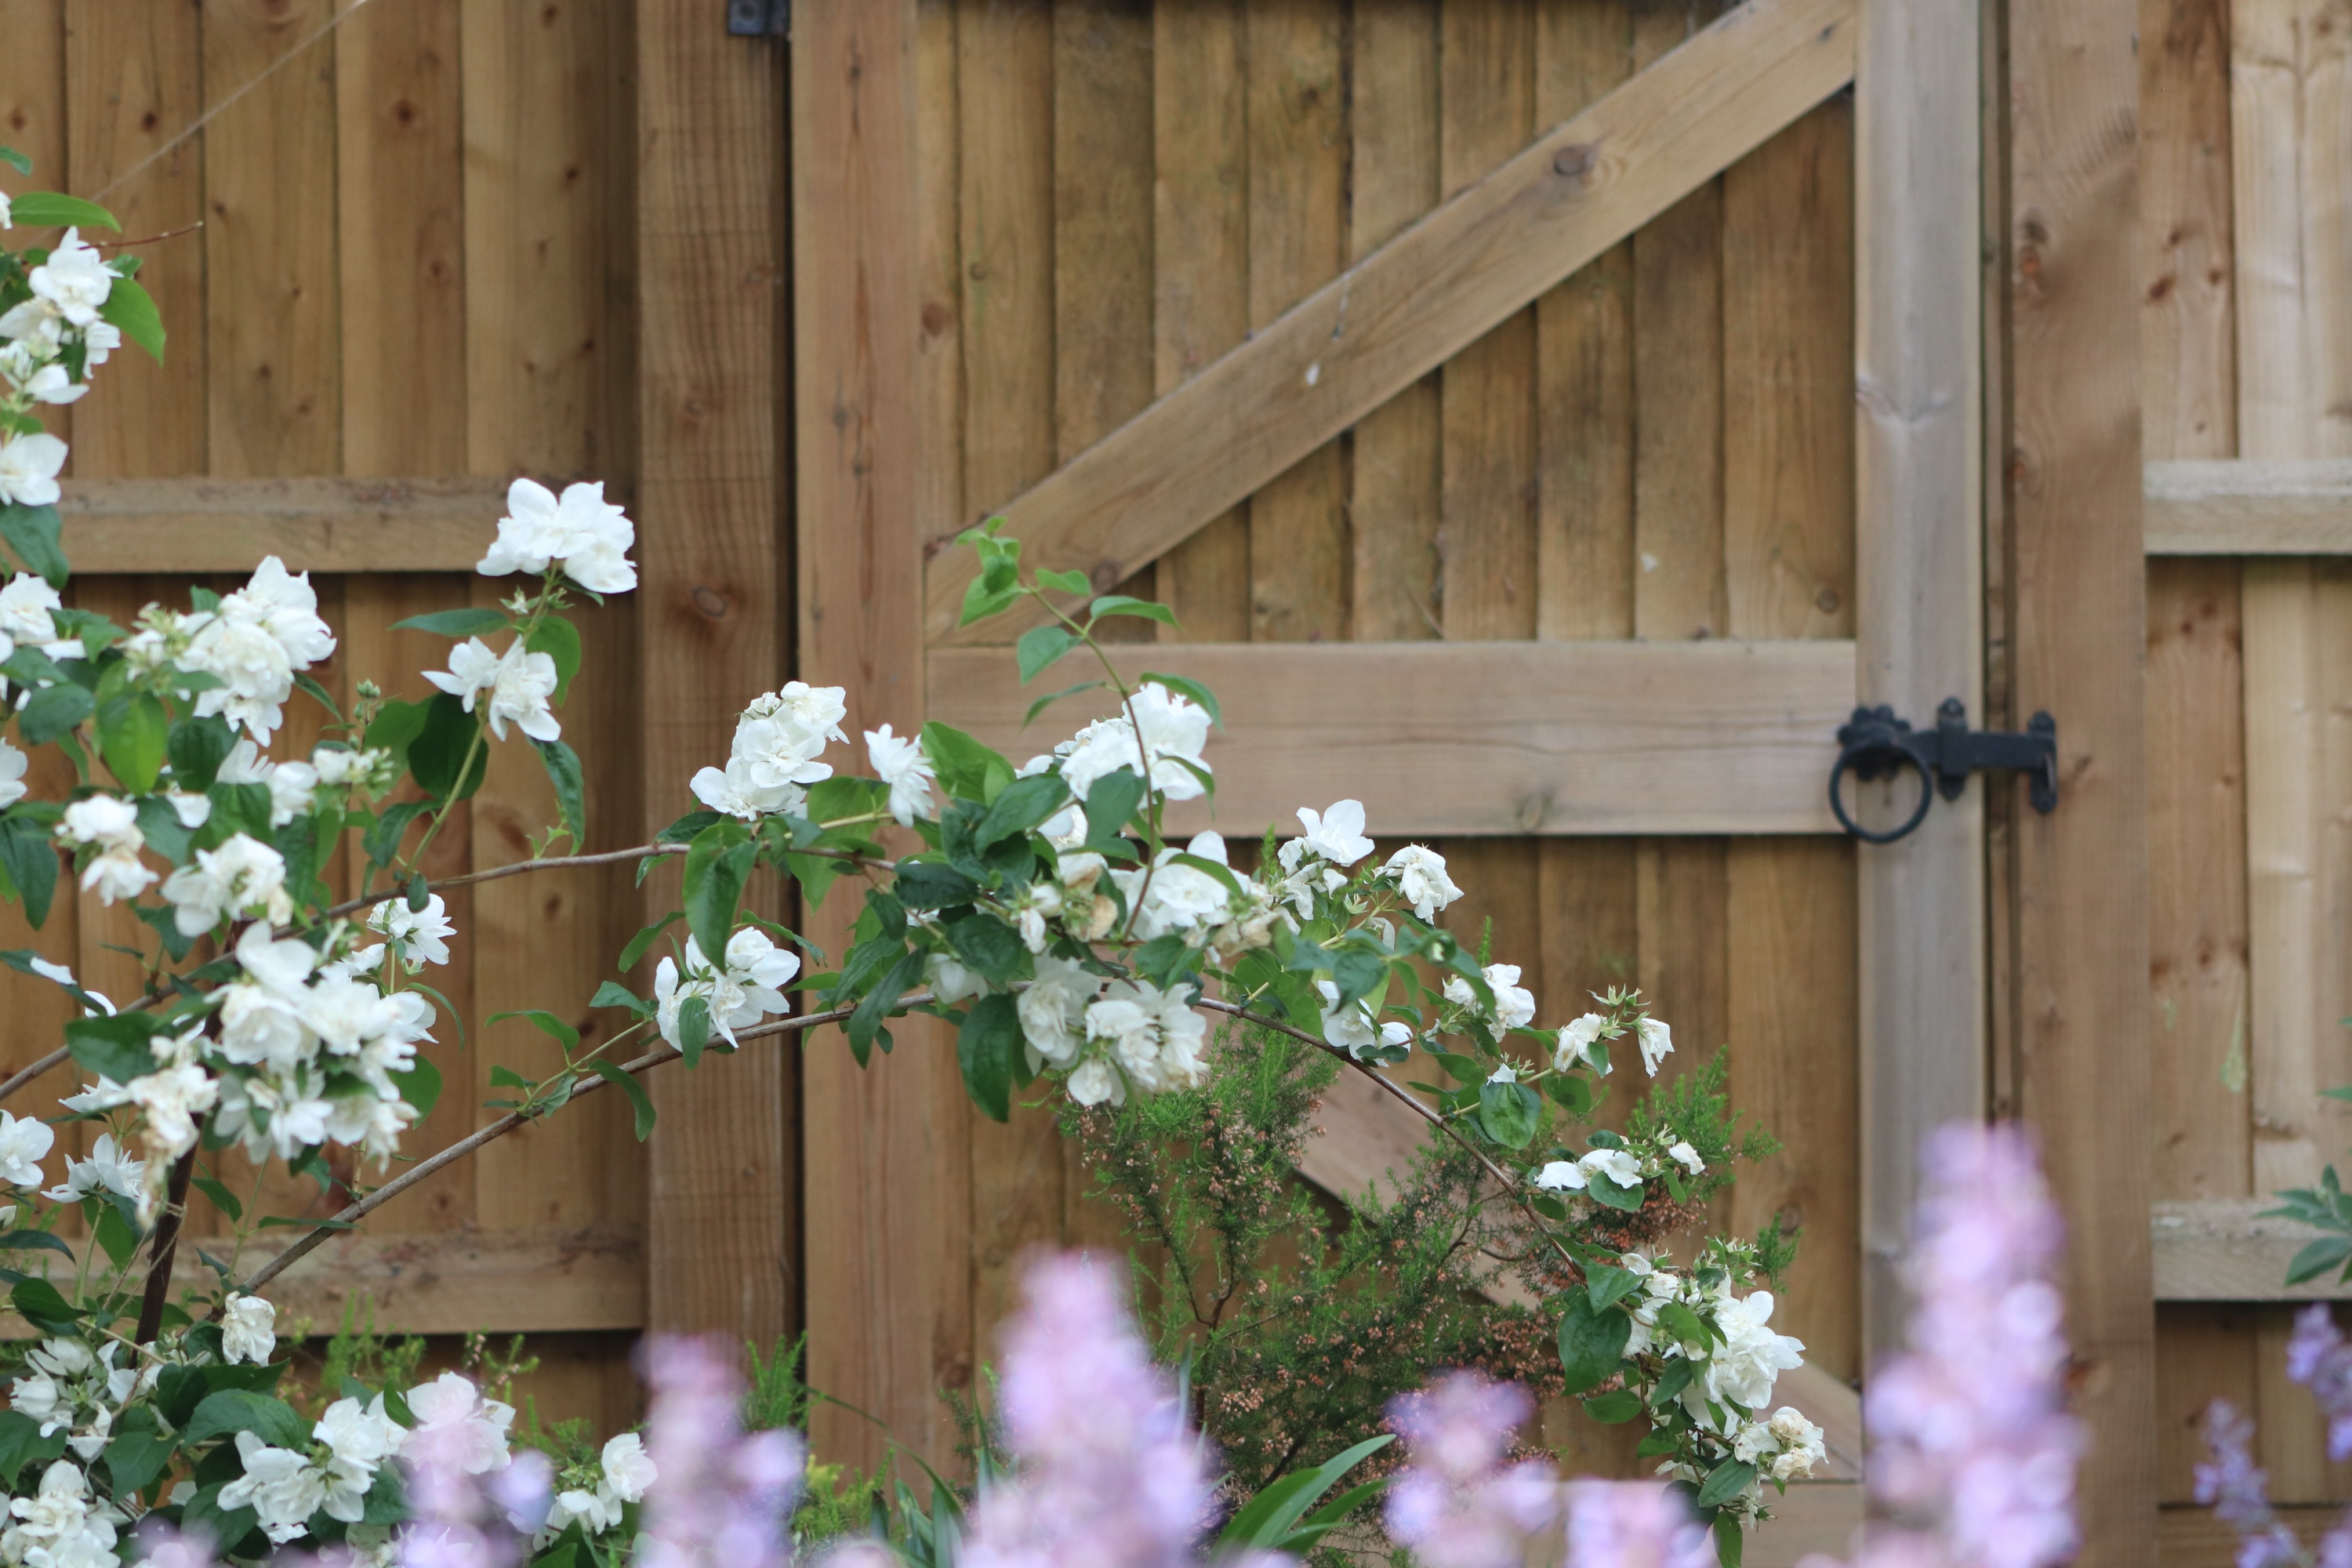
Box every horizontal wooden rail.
[931,639,1858,837]
[2150,1199,2352,1301]
[920,0,1859,644]
[56,477,503,575]
[1,1225,644,1338]
[2146,459,2352,554]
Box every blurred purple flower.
[2194,1401,2301,1568]
[2288,1306,2352,1465]
[961,1253,1214,1568]
[1383,1371,1556,1568]
[396,1423,543,1568]
[640,1337,805,1568]
[1563,1479,1714,1568]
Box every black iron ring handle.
[1828,741,1934,844]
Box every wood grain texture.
[2162,1504,2347,1567]
[2152,1200,2352,1301]
[1246,0,1348,644]
[1534,0,1635,643]
[1150,0,1250,642]
[924,0,1859,643]
[796,0,971,1477]
[202,0,340,478]
[336,0,464,474]
[54,477,500,570]
[2006,0,2160,1548]
[637,2,788,1344]
[933,638,1857,836]
[1854,0,1985,1367]
[2148,459,2352,552]
[64,0,207,478]
[2140,0,2237,462]
[1348,2,1442,643]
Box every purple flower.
[1384,1372,1556,1568]
[2288,1305,2352,1464]
[1562,1479,1714,1568]
[640,1337,804,1568]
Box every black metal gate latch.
[1829,699,2058,844]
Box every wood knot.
[691,586,731,620]
[1088,561,1122,593]
[1552,143,1597,180]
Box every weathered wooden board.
[931,640,1857,837]
[55,477,502,572]
[2148,459,2352,553]
[2153,1200,2352,1301]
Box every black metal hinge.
[728,0,787,37]
[1830,699,2057,844]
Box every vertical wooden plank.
[2006,0,2159,1552]
[1724,97,1860,1387]
[1348,2,1441,643]
[336,0,463,474]
[2140,0,2237,460]
[1534,0,1635,643]
[203,0,340,478]
[1854,0,1985,1366]
[2157,1305,2258,1502]
[797,0,967,1477]
[1634,841,1729,1087]
[1,0,64,462]
[959,0,1058,1354]
[639,1,786,1344]
[1151,1,1250,643]
[1246,2,1348,644]
[66,1,206,477]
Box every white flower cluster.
[477,478,637,594]
[541,1431,657,1540]
[1610,1255,1815,1497]
[2,1457,120,1568]
[653,928,800,1051]
[0,572,72,669]
[56,794,154,904]
[1054,683,1213,801]
[8,1334,157,1461]
[865,723,935,826]
[0,229,123,508]
[426,637,561,743]
[1555,1011,1675,1078]
[177,559,337,744]
[1017,960,1209,1108]
[1533,1132,1702,1204]
[691,683,848,821]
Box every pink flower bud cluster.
[961,1254,1216,1568]
[1382,1372,1558,1568]
[639,1337,806,1568]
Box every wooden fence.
[3,0,2347,1563]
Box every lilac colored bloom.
[2288,1305,2352,1464]
[1857,1123,2082,1568]
[1383,1371,1556,1568]
[130,1522,217,1568]
[1563,1479,1714,1568]
[396,1406,546,1568]
[962,1254,1214,1568]
[640,1337,805,1568]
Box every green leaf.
[590,980,652,1018]
[2286,1235,2352,1287]
[534,738,586,844]
[390,608,510,638]
[1546,1072,1595,1116]
[945,913,1027,985]
[1715,1513,1745,1568]
[1016,625,1080,684]
[0,146,28,176]
[1696,1460,1758,1511]
[1656,1301,1715,1352]
[675,995,712,1069]
[920,721,1014,802]
[96,692,167,793]
[388,1058,443,1120]
[683,818,757,962]
[0,817,56,929]
[166,714,237,793]
[7,193,120,231]
[488,1008,582,1052]
[1476,1080,1542,1149]
[362,698,430,771]
[1138,670,1223,728]
[528,615,583,703]
[408,691,488,801]
[1034,568,1091,596]
[1082,769,1146,851]
[18,682,93,745]
[180,1485,259,1562]
[1556,1293,1632,1396]
[0,1229,72,1260]
[619,911,683,973]
[102,1406,176,1495]
[584,1059,656,1140]
[894,861,979,911]
[1285,1479,1390,1552]
[957,994,1022,1122]
[1588,1171,1646,1212]
[66,1011,161,1084]
[1086,594,1177,627]
[974,771,1067,851]
[362,800,428,867]
[96,276,164,365]
[92,1202,136,1269]
[1022,679,1104,728]
[1586,1263,1643,1312]
[188,1177,245,1225]
[1582,1390,1645,1424]
[183,1390,308,1450]
[9,1277,76,1335]
[293,671,342,720]
[845,948,924,1066]
[0,504,68,590]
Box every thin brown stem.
[319,842,893,924]
[136,1136,201,1343]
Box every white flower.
[80,848,154,903]
[162,832,291,936]
[1316,978,1385,1059]
[1579,1146,1642,1189]
[0,739,27,811]
[1057,683,1214,802]
[27,230,114,326]
[218,1430,328,1543]
[1555,1013,1609,1074]
[17,364,84,406]
[162,790,210,828]
[1017,955,1095,1069]
[1667,1140,1706,1175]
[42,1134,141,1204]
[1066,1057,1120,1107]
[1686,1290,1806,1420]
[925,951,982,1007]
[600,1431,655,1503]
[1534,1160,1587,1192]
[1381,844,1461,920]
[128,1061,218,1162]
[866,723,936,826]
[1444,962,1536,1033]
[477,478,637,593]
[221,1294,277,1365]
[426,637,561,742]
[653,931,800,1051]
[1116,831,1240,945]
[401,1371,515,1475]
[691,753,800,821]
[0,192,9,230]
[180,559,336,743]
[316,1393,407,1522]
[368,892,454,969]
[0,1110,53,1187]
[1279,799,1374,873]
[1637,1016,1673,1076]
[236,919,321,996]
[57,795,138,851]
[0,572,64,660]
[1764,1406,1825,1479]
[1082,979,1209,1098]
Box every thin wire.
[93,0,379,203]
